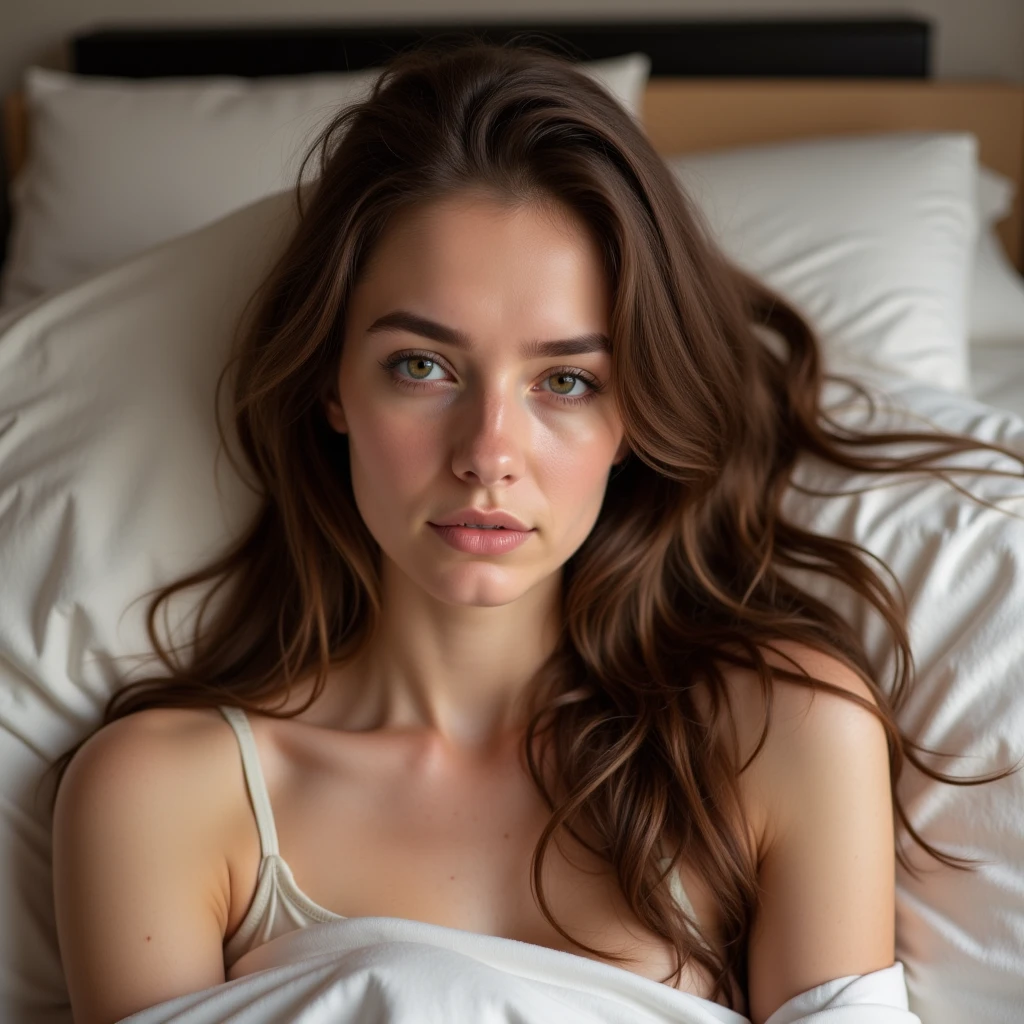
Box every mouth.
[441,523,514,530]
[427,521,534,555]
[429,508,533,532]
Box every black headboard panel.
[71,18,931,79]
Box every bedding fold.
[118,916,921,1024]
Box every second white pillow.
[667,133,980,393]
[970,165,1024,348]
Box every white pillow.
[1,185,1023,1024]
[978,165,1014,225]
[0,67,375,310]
[970,166,1024,348]
[0,54,651,312]
[667,133,979,394]
[0,193,294,1024]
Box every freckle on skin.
[504,833,510,839]
[145,936,151,942]
[450,875,455,880]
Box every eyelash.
[377,349,606,407]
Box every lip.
[428,523,534,555]
[430,508,532,531]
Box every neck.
[328,557,565,754]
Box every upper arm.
[737,647,896,1024]
[52,710,231,1024]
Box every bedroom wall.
[0,0,1022,95]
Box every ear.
[323,388,348,434]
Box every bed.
[0,16,1023,1024]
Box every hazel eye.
[405,356,440,380]
[543,373,589,398]
[385,354,449,382]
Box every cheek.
[344,393,445,508]
[532,417,621,521]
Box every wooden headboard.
[2,18,1023,272]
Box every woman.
[47,40,1019,1024]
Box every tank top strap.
[218,705,281,858]
[657,855,699,925]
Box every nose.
[449,378,527,488]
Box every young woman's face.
[325,191,627,607]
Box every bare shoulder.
[720,644,896,1022]
[55,703,247,920]
[52,705,243,1024]
[705,639,882,755]
[691,640,888,852]
[57,705,243,832]
[66,703,232,753]
[690,642,896,1022]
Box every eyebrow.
[365,309,610,359]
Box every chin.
[426,562,541,608]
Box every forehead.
[350,192,611,336]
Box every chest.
[223,718,725,998]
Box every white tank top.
[219,704,702,972]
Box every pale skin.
[52,192,896,1024]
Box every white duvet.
[119,916,919,1024]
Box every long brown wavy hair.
[45,37,1023,1010]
